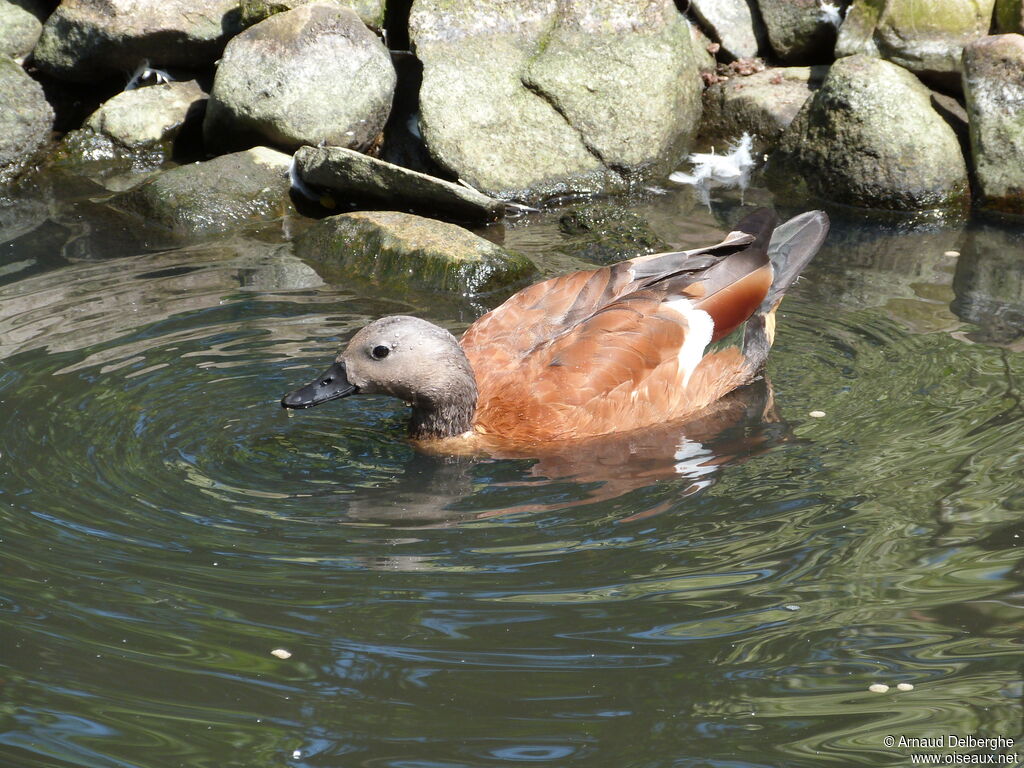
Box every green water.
[0,186,1022,768]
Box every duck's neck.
[407,363,478,441]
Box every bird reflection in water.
[340,376,789,535]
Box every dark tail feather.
[742,211,829,372]
[762,211,830,312]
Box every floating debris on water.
[944,250,960,257]
[868,683,890,693]
[809,410,826,418]
[271,648,292,659]
[897,683,914,691]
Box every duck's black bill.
[281,361,359,409]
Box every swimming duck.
[281,208,829,451]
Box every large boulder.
[32,0,242,81]
[688,0,763,59]
[701,66,825,150]
[773,55,968,211]
[835,0,996,86]
[204,3,395,153]
[114,147,297,237]
[294,145,505,222]
[962,35,1024,214]
[409,0,703,202]
[294,211,538,294]
[758,0,840,63]
[0,56,54,187]
[238,0,386,30]
[0,0,46,60]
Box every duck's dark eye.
[371,345,390,360]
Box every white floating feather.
[669,133,756,203]
[819,1,844,27]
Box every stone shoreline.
[2,0,1023,293]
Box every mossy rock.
[558,204,669,265]
[772,55,969,211]
[114,147,295,237]
[294,211,538,295]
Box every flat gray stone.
[962,34,1024,214]
[774,54,968,210]
[294,210,538,295]
[204,3,395,153]
[836,0,996,84]
[115,147,296,237]
[689,0,762,59]
[410,0,702,202]
[701,66,825,149]
[294,145,505,222]
[33,0,242,81]
[0,56,54,187]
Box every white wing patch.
[664,298,714,388]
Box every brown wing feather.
[472,291,753,442]
[463,210,780,443]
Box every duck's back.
[460,209,823,443]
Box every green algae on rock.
[294,211,538,295]
[773,55,969,211]
[835,0,996,85]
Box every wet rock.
[952,223,1024,345]
[701,66,825,150]
[0,0,46,60]
[83,80,206,149]
[689,0,763,59]
[32,0,242,81]
[0,56,55,187]
[962,35,1024,215]
[204,3,394,153]
[758,0,840,63]
[115,147,296,238]
[774,55,968,211]
[409,0,702,202]
[294,211,538,294]
[558,204,669,265]
[294,145,505,223]
[50,81,206,189]
[994,0,1024,33]
[835,0,995,86]
[238,0,385,30]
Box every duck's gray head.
[281,316,478,440]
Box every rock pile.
[3,0,1024,291]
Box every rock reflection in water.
[952,221,1024,347]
